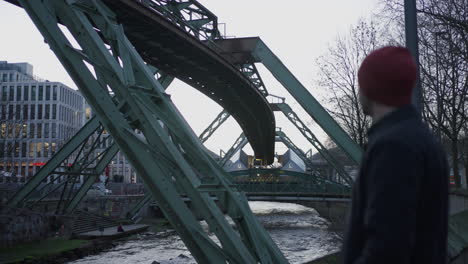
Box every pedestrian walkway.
[76,224,149,239]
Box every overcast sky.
[0,0,380,157]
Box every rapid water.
[68,202,341,264]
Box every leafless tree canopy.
[319,0,467,187]
[316,19,392,147]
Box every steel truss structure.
[12,0,288,263]
[4,0,366,262]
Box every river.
[68,202,342,264]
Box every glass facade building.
[0,61,85,183]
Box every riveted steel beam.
[17,1,287,262]
[274,102,353,184]
[7,117,100,207]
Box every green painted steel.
[275,129,315,170]
[274,102,353,184]
[220,133,249,166]
[197,63,268,145]
[230,169,350,195]
[144,0,221,41]
[7,116,100,207]
[17,0,287,262]
[199,110,230,143]
[63,143,119,214]
[240,63,268,96]
[251,40,363,164]
[127,193,152,220]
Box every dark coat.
[342,105,449,264]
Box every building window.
[2,74,6,82]
[7,123,13,138]
[51,142,56,155]
[53,85,57,100]
[9,86,14,101]
[45,123,49,138]
[23,105,28,120]
[52,123,56,138]
[37,104,42,120]
[31,86,36,101]
[37,142,42,157]
[0,142,4,158]
[37,123,42,138]
[23,86,29,101]
[52,104,57,119]
[15,124,21,138]
[1,86,6,101]
[29,142,35,158]
[8,105,13,119]
[30,105,35,120]
[46,85,50,100]
[22,124,27,138]
[0,123,5,138]
[29,123,35,138]
[44,142,49,158]
[15,105,21,120]
[6,142,12,157]
[28,164,33,177]
[21,142,26,158]
[38,85,43,100]
[16,86,21,101]
[85,107,91,120]
[45,104,50,119]
[1,105,5,120]
[14,142,19,157]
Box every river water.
[68,202,341,264]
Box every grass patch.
[0,238,87,263]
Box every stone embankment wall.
[0,208,51,247]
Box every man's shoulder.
[369,119,435,153]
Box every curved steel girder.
[102,0,276,164]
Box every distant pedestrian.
[117,223,125,233]
[342,46,449,264]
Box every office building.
[0,61,85,182]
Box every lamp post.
[404,0,423,114]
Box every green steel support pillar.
[275,129,315,171]
[220,133,249,166]
[275,102,353,184]
[126,193,152,220]
[199,110,230,143]
[7,116,100,207]
[63,143,119,214]
[251,40,363,164]
[18,1,287,262]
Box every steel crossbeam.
[275,129,315,170]
[213,37,363,165]
[17,0,287,262]
[251,40,363,164]
[219,133,249,166]
[273,103,353,184]
[198,110,230,143]
[7,116,101,207]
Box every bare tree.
[381,0,468,187]
[316,19,388,147]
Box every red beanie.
[358,46,417,107]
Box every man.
[342,46,449,263]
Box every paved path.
[77,224,149,239]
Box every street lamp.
[404,0,422,114]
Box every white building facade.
[0,61,85,183]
